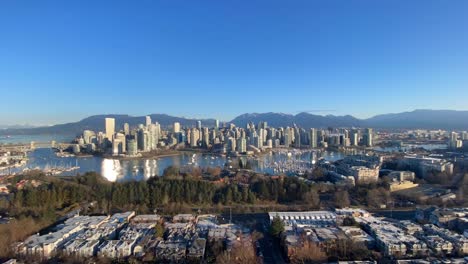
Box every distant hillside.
[0,114,216,136]
[230,112,362,128]
[365,109,468,130]
[1,109,467,135]
[230,113,295,128]
[0,124,37,129]
[231,110,468,130]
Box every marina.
[0,134,450,182]
[0,148,343,182]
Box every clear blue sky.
[1,0,468,125]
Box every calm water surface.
[373,144,447,152]
[1,148,342,182]
[2,135,446,182]
[0,134,74,144]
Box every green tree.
[366,187,391,208]
[342,216,358,226]
[269,216,285,238]
[334,189,350,208]
[224,187,233,204]
[302,191,320,209]
[310,167,325,180]
[255,180,269,200]
[163,166,180,178]
[247,191,256,204]
[155,222,165,238]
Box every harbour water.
[0,134,448,182]
[1,148,342,182]
[373,143,447,152]
[255,149,346,175]
[0,134,74,145]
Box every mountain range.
[0,124,37,130]
[0,114,215,136]
[1,110,467,136]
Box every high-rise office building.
[268,128,276,141]
[462,131,468,140]
[114,133,126,153]
[266,139,273,148]
[276,129,282,141]
[250,131,257,145]
[83,130,95,145]
[247,122,255,131]
[127,138,138,156]
[274,139,281,148]
[112,139,123,155]
[123,123,130,135]
[173,122,181,133]
[190,128,199,147]
[329,134,340,146]
[450,131,458,142]
[179,131,186,144]
[342,129,349,139]
[449,131,462,149]
[137,129,149,151]
[294,128,301,148]
[202,127,210,148]
[350,130,359,146]
[145,116,152,127]
[215,120,219,131]
[284,127,292,147]
[228,137,236,152]
[317,129,325,144]
[290,127,296,144]
[365,128,373,147]
[105,118,115,140]
[146,127,153,151]
[155,122,161,140]
[259,128,265,147]
[253,134,261,149]
[185,128,191,145]
[210,130,216,142]
[309,128,317,148]
[341,135,350,147]
[237,137,247,153]
[97,132,105,146]
[149,124,159,150]
[197,120,202,130]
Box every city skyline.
[3,2,468,263]
[1,1,468,125]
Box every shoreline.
[103,151,185,160]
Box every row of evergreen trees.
[9,172,315,214]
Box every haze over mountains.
[0,124,37,130]
[1,110,467,136]
[231,110,468,130]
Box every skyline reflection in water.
[0,144,447,182]
[100,158,161,182]
[101,159,121,182]
[1,148,342,182]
